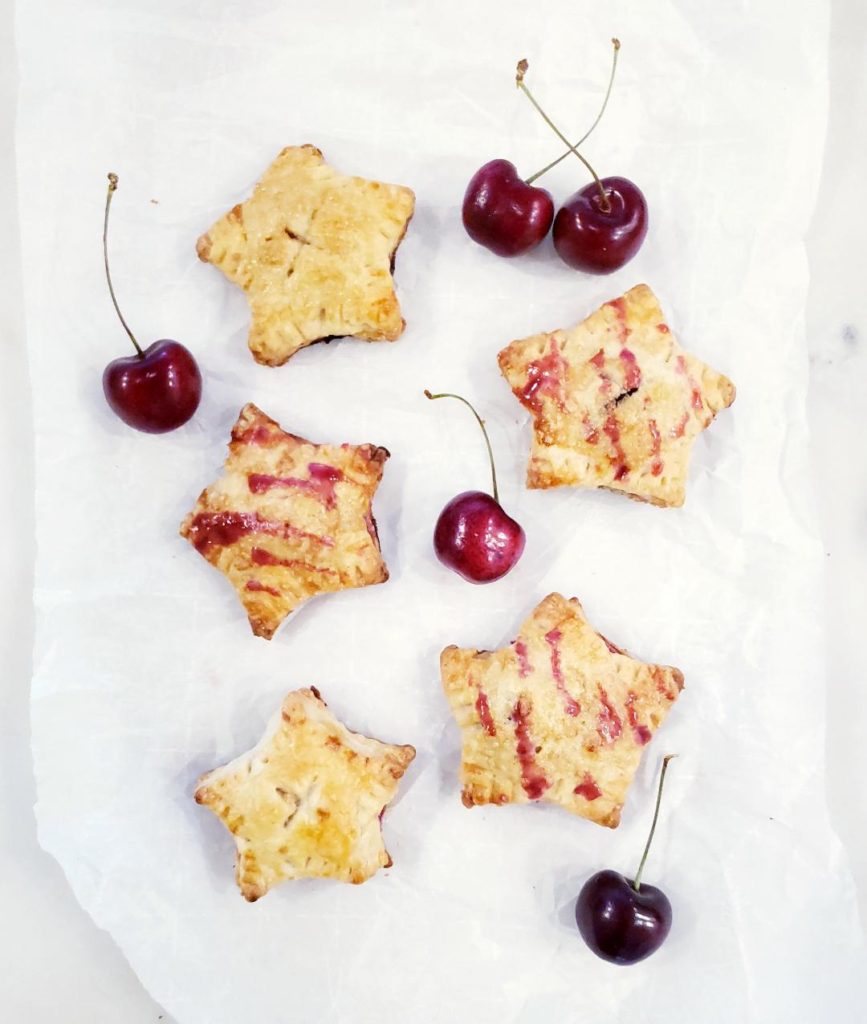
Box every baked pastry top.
[497,284,735,507]
[195,687,415,900]
[440,593,683,828]
[196,145,415,366]
[180,403,389,639]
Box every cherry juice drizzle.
[518,340,567,416]
[245,580,280,596]
[619,347,641,391]
[475,687,497,737]
[510,699,550,800]
[544,629,581,716]
[625,691,652,745]
[514,639,532,678]
[247,463,344,508]
[602,415,629,481]
[648,419,663,476]
[187,511,333,555]
[573,772,602,801]
[596,685,623,744]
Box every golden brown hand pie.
[440,593,683,828]
[195,687,415,900]
[180,403,389,639]
[196,145,415,365]
[497,284,735,507]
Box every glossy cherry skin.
[103,339,202,433]
[575,869,672,965]
[434,490,525,583]
[553,176,648,274]
[462,159,555,257]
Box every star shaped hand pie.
[195,687,415,900]
[196,145,415,366]
[497,284,735,507]
[440,594,683,828]
[180,403,389,639]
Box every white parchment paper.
[19,0,866,1020]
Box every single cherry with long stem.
[424,390,525,583]
[101,173,202,433]
[575,755,676,964]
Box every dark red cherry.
[462,159,554,257]
[553,176,648,274]
[103,340,202,433]
[575,755,676,965]
[424,390,525,583]
[575,870,672,965]
[100,173,202,433]
[433,490,526,583]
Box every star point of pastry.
[197,145,415,366]
[195,687,416,900]
[180,403,389,639]
[497,284,735,507]
[440,593,683,828]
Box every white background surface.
[2,1,865,1021]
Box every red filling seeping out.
[573,772,602,801]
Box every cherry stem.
[103,172,143,357]
[632,754,676,893]
[525,39,620,184]
[516,59,611,213]
[424,390,499,504]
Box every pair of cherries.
[463,44,648,274]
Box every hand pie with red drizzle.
[180,403,389,639]
[196,145,415,366]
[195,687,415,901]
[440,594,683,828]
[497,284,735,507]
